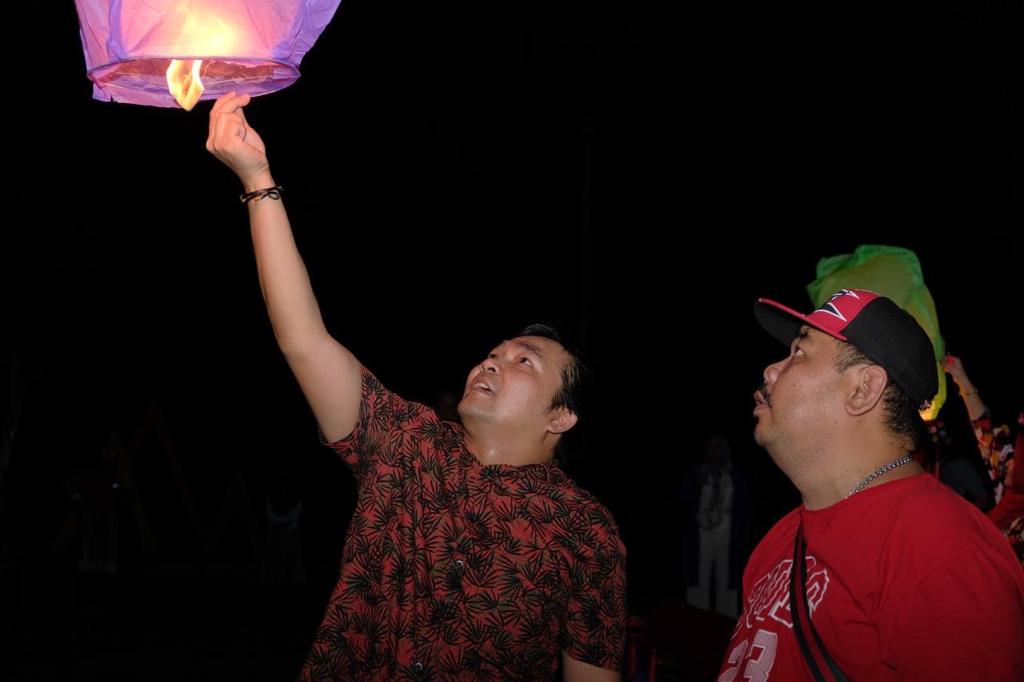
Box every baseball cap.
[754,288,937,408]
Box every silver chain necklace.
[846,455,914,499]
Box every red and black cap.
[754,289,937,408]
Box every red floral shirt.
[972,410,1024,564]
[299,369,626,681]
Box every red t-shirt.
[300,369,626,681]
[719,474,1024,681]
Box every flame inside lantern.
[166,59,204,110]
[164,7,239,110]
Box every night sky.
[3,0,1022,678]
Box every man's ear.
[548,408,578,434]
[846,364,888,416]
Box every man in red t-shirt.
[719,289,1024,681]
[207,94,625,680]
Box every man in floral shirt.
[206,93,626,680]
[945,355,1024,564]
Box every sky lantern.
[74,0,342,110]
[807,244,948,420]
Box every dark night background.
[2,0,1022,679]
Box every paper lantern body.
[807,244,948,419]
[75,0,341,107]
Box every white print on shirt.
[718,629,778,682]
[738,555,830,632]
[719,555,830,682]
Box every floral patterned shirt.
[299,369,626,681]
[972,410,1024,564]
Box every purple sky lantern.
[75,0,342,110]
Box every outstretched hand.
[943,354,968,384]
[206,92,271,190]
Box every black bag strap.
[790,520,849,682]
